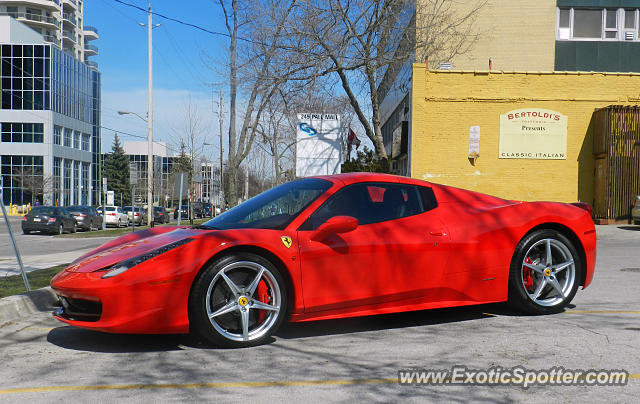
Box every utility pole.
[219,91,225,211]
[146,0,154,227]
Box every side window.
[418,186,438,212]
[301,182,427,230]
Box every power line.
[113,0,262,45]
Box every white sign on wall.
[295,113,342,177]
[468,126,480,158]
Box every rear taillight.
[48,218,56,223]
[571,202,593,217]
[78,213,87,217]
[108,213,116,216]
[22,216,27,221]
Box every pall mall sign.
[296,113,342,177]
[499,108,568,159]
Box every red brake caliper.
[256,280,270,323]
[523,257,534,290]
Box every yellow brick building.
[410,67,640,203]
[419,0,557,71]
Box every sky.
[85,0,231,157]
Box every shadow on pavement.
[617,225,640,231]
[47,326,188,353]
[46,303,560,352]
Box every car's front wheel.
[508,229,582,314]
[189,253,287,348]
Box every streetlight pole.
[219,91,225,211]
[146,1,154,227]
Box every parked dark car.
[191,202,204,218]
[22,206,77,235]
[153,206,169,224]
[66,205,103,231]
[201,202,213,217]
[173,205,190,220]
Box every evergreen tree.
[103,134,131,205]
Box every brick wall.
[416,0,556,71]
[410,67,640,203]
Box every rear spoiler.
[570,202,593,218]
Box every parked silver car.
[632,196,640,225]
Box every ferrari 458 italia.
[51,173,596,347]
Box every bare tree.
[285,0,485,162]
[11,167,50,205]
[172,97,208,219]
[214,0,324,205]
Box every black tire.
[23,230,30,235]
[508,229,582,314]
[56,223,64,235]
[72,222,77,233]
[189,253,287,348]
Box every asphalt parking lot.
[0,225,638,402]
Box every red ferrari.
[51,173,596,347]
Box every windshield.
[201,178,332,230]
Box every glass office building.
[0,18,101,206]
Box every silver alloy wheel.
[521,238,576,307]
[205,261,281,342]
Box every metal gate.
[592,106,640,222]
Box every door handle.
[429,231,444,237]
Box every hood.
[67,227,203,273]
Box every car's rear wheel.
[508,229,581,314]
[56,223,63,235]
[189,253,287,348]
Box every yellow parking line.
[0,378,397,394]
[564,310,640,314]
[1,375,638,394]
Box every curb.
[0,287,58,325]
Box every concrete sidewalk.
[0,249,95,276]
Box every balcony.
[0,11,60,30]
[83,25,99,40]
[62,12,76,27]
[1,1,60,11]
[84,44,98,56]
[43,33,60,47]
[62,30,76,44]
[62,0,77,10]
[86,60,98,70]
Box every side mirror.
[312,216,358,241]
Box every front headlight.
[100,238,194,279]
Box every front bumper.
[51,261,194,334]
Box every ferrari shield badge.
[281,236,293,248]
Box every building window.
[82,162,90,204]
[63,159,71,206]
[73,131,80,149]
[53,157,61,205]
[73,160,80,204]
[63,127,72,147]
[82,133,90,151]
[0,44,51,111]
[0,155,44,205]
[54,125,62,145]
[1,122,44,143]
[558,8,639,41]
